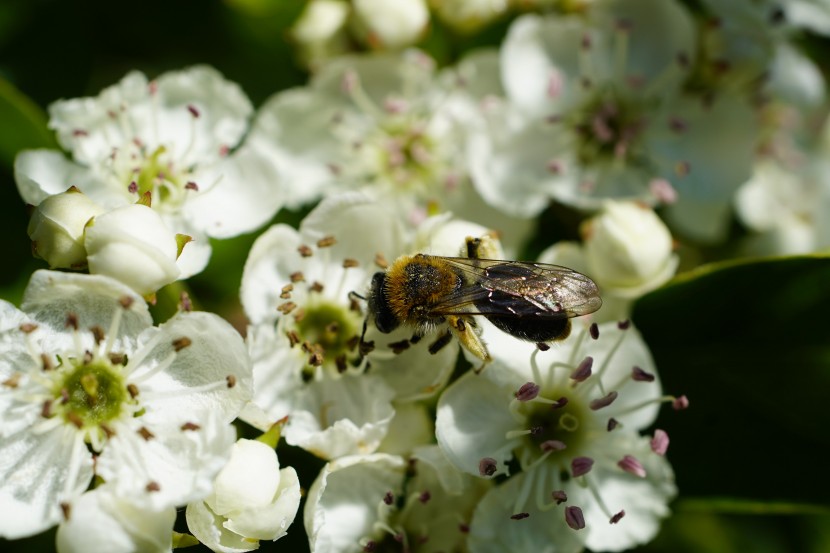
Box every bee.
[361,238,602,369]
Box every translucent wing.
[426,256,602,318]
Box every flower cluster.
[4,0,828,551]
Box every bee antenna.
[349,290,366,301]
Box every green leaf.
[0,78,56,168]
[632,254,830,505]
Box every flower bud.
[84,205,181,295]
[27,188,105,269]
[582,201,677,298]
[186,439,300,547]
[351,0,429,50]
[430,0,508,34]
[291,0,350,69]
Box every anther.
[61,502,71,520]
[172,337,192,352]
[181,422,201,431]
[458,523,470,533]
[388,339,410,354]
[571,457,594,477]
[632,366,655,382]
[650,178,677,203]
[226,375,237,388]
[479,457,498,477]
[42,400,54,418]
[187,104,200,118]
[335,354,348,373]
[41,353,54,371]
[128,181,138,194]
[607,418,620,431]
[552,490,568,505]
[589,391,618,410]
[119,296,134,309]
[374,253,388,268]
[185,181,199,191]
[570,356,593,382]
[343,258,359,268]
[179,292,193,312]
[383,491,394,505]
[100,423,116,439]
[536,342,550,351]
[419,491,431,504]
[146,481,161,492]
[565,506,585,530]
[19,322,38,333]
[511,513,530,520]
[126,383,139,399]
[82,351,94,365]
[317,235,337,248]
[90,325,105,344]
[551,397,569,410]
[65,313,79,330]
[290,271,305,282]
[66,412,84,428]
[589,323,599,339]
[309,281,324,293]
[293,308,306,323]
[137,427,155,441]
[363,541,377,552]
[617,319,630,330]
[673,395,689,410]
[2,373,21,388]
[108,352,127,366]
[277,301,297,315]
[540,440,567,452]
[515,382,540,401]
[610,510,625,524]
[618,455,646,477]
[651,429,669,455]
[297,245,313,257]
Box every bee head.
[368,271,399,333]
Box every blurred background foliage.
[1,1,829,552]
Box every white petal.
[436,370,523,477]
[133,311,253,427]
[377,402,435,456]
[304,454,407,553]
[21,270,151,354]
[468,473,583,553]
[187,499,257,553]
[97,408,236,510]
[56,484,175,553]
[182,143,284,239]
[14,149,119,206]
[767,42,826,107]
[0,426,93,539]
[284,373,396,459]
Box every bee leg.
[465,234,501,259]
[358,317,375,357]
[409,333,423,345]
[447,315,491,365]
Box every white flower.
[304,447,490,553]
[351,0,429,50]
[14,66,284,277]
[0,270,252,539]
[467,1,757,242]
[186,439,301,552]
[247,49,532,248]
[84,204,182,295]
[239,193,459,459]
[436,321,679,552]
[56,484,175,553]
[27,187,105,269]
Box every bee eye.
[374,310,400,333]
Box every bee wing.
[428,257,602,318]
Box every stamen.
[565,506,585,530]
[570,356,593,382]
[510,512,530,520]
[631,366,655,382]
[617,455,646,477]
[571,456,594,477]
[515,382,540,401]
[673,395,689,410]
[610,510,625,524]
[479,457,498,477]
[589,391,618,410]
[552,490,568,505]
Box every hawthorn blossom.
[0,270,252,539]
[14,66,284,277]
[246,49,531,247]
[239,193,461,459]
[465,0,757,243]
[437,321,680,552]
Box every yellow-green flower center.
[57,358,128,428]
